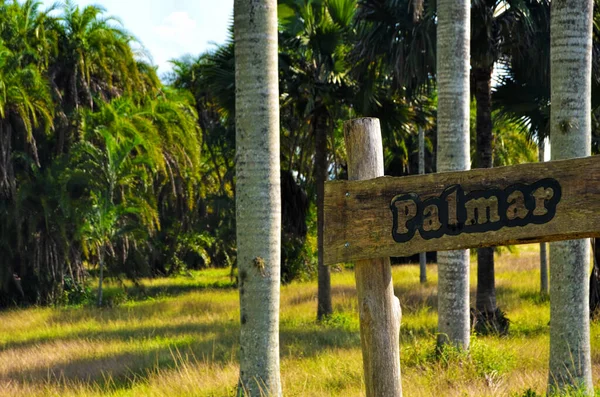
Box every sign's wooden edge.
[324,155,597,189]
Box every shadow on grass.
[516,289,550,306]
[0,298,233,352]
[1,319,362,389]
[99,280,236,304]
[52,292,237,324]
[124,281,235,300]
[0,333,237,389]
[286,285,356,307]
[396,287,438,313]
[401,322,438,339]
[1,318,237,352]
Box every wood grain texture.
[324,155,600,265]
[345,118,402,397]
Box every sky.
[40,0,234,78]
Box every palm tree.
[234,0,282,395]
[279,0,356,320]
[49,0,156,155]
[0,44,53,196]
[76,93,200,280]
[352,0,437,176]
[53,1,140,108]
[0,40,54,298]
[0,0,200,305]
[492,0,552,144]
[353,0,436,98]
[436,0,471,349]
[548,0,594,393]
[140,91,203,276]
[0,0,57,69]
[71,118,159,306]
[470,1,545,332]
[169,51,239,274]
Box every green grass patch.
[2,245,600,396]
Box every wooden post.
[344,118,402,397]
[418,127,427,283]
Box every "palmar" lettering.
[390,178,562,243]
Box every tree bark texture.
[234,1,282,395]
[475,247,496,313]
[419,127,427,283]
[345,118,402,397]
[549,0,593,393]
[473,65,497,317]
[589,239,600,316]
[97,248,104,307]
[539,140,549,295]
[474,66,494,170]
[315,109,332,320]
[436,0,471,350]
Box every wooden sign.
[323,155,600,265]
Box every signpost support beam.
[344,118,402,397]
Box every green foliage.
[0,0,576,306]
[320,311,359,331]
[471,307,511,336]
[282,235,317,284]
[470,337,516,376]
[0,1,202,306]
[61,275,94,306]
[515,389,542,397]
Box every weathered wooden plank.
[324,155,600,265]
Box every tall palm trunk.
[473,66,494,170]
[589,238,600,316]
[548,0,593,393]
[0,122,15,200]
[315,108,332,320]
[436,0,471,349]
[97,245,104,307]
[473,65,503,333]
[234,1,282,395]
[539,139,549,295]
[418,127,427,284]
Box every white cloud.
[154,11,197,42]
[151,11,200,76]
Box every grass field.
[1,245,600,396]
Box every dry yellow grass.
[0,245,599,396]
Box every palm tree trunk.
[97,246,104,307]
[474,66,494,170]
[71,67,79,111]
[0,122,15,200]
[315,109,332,320]
[436,0,471,350]
[234,1,282,395]
[418,127,427,284]
[539,139,549,295]
[475,247,496,312]
[548,0,593,393]
[473,65,501,332]
[589,239,600,316]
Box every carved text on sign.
[390,178,562,243]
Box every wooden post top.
[324,155,600,265]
